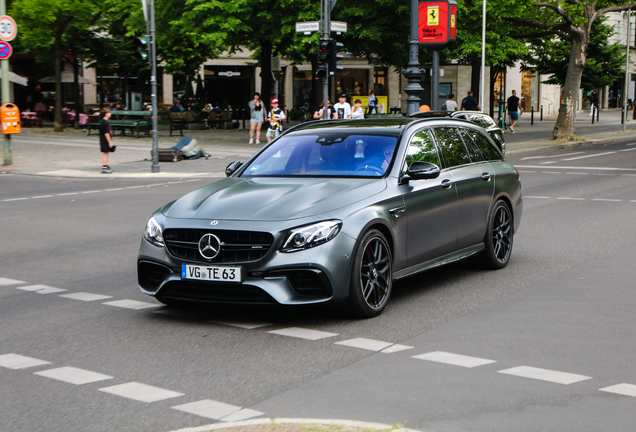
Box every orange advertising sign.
[1,103,21,134]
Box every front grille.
[158,280,276,304]
[164,229,274,264]
[138,260,172,291]
[267,269,332,298]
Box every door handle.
[441,179,453,189]
[482,172,491,181]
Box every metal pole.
[403,0,424,116]
[432,51,439,110]
[1,0,12,166]
[479,0,486,110]
[149,0,159,173]
[531,106,534,125]
[624,9,631,131]
[540,105,543,121]
[322,0,330,119]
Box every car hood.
[162,177,387,221]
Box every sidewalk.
[1,110,635,179]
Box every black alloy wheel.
[481,200,513,269]
[347,229,393,318]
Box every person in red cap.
[266,98,286,142]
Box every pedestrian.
[367,90,377,114]
[461,90,481,111]
[99,108,115,174]
[351,99,365,119]
[333,93,352,119]
[248,92,264,145]
[314,98,337,120]
[506,90,522,133]
[444,93,458,111]
[266,98,286,142]
[589,90,599,117]
[169,100,181,113]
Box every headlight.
[281,220,342,253]
[144,216,164,247]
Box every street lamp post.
[480,0,486,110]
[403,0,424,116]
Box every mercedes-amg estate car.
[137,118,522,317]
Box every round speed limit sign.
[0,16,17,42]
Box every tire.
[346,229,393,318]
[479,200,513,269]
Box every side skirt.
[393,244,484,281]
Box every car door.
[433,126,494,250]
[400,128,458,267]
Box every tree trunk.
[470,55,481,102]
[54,44,64,133]
[72,48,80,130]
[260,41,273,110]
[553,34,587,140]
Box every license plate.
[181,264,243,283]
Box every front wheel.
[479,200,513,269]
[346,229,393,318]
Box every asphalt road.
[1,141,636,431]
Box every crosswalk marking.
[102,299,160,310]
[0,353,51,370]
[269,327,339,341]
[172,399,243,420]
[599,383,636,397]
[221,408,266,422]
[34,367,113,385]
[59,292,113,302]
[16,285,66,294]
[498,366,592,385]
[335,338,394,352]
[99,382,184,403]
[412,351,496,368]
[0,277,25,286]
[381,344,414,354]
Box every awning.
[38,70,96,85]
[0,69,28,86]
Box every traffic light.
[328,39,344,76]
[316,38,330,79]
[134,36,150,65]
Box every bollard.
[540,105,543,122]
[597,105,600,123]
[286,109,289,124]
[242,108,246,129]
[531,106,534,125]
[622,107,625,125]
[591,106,595,124]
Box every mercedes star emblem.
[198,233,221,259]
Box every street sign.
[0,41,12,60]
[418,0,456,48]
[330,21,347,33]
[0,15,17,42]
[296,21,320,34]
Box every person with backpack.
[266,99,286,142]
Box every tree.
[506,0,636,140]
[528,17,626,91]
[11,0,102,132]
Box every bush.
[288,108,302,121]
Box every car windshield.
[241,132,399,177]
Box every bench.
[86,110,167,138]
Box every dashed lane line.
[172,399,262,421]
[16,284,67,294]
[498,365,592,385]
[34,366,113,385]
[600,383,636,397]
[269,327,339,341]
[98,382,184,403]
[0,278,25,286]
[0,353,51,369]
[412,351,496,368]
[59,292,113,302]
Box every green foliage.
[530,18,626,91]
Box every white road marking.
[172,399,242,420]
[592,198,622,202]
[619,147,636,152]
[35,287,67,294]
[539,161,558,165]
[565,172,587,175]
[525,196,550,199]
[557,197,585,201]
[221,408,266,422]
[126,186,144,189]
[563,151,617,161]
[498,366,591,385]
[34,366,113,385]
[0,353,51,370]
[0,277,25,286]
[541,171,562,174]
[269,327,339,341]
[211,320,272,329]
[31,195,54,199]
[2,197,28,201]
[596,174,615,176]
[59,292,113,302]
[381,344,414,354]
[81,190,102,194]
[17,284,65,294]
[335,338,394,352]
[57,192,79,196]
[102,299,160,310]
[521,152,585,160]
[104,188,124,191]
[99,382,184,403]
[515,165,636,172]
[412,351,496,368]
[518,171,536,173]
[600,383,636,397]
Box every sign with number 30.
[0,16,17,42]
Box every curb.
[506,133,636,156]
[165,418,422,432]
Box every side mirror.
[225,161,242,177]
[407,161,440,180]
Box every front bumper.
[137,223,357,306]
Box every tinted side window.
[458,128,485,163]
[433,127,472,168]
[464,128,503,161]
[468,114,495,128]
[405,129,442,167]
